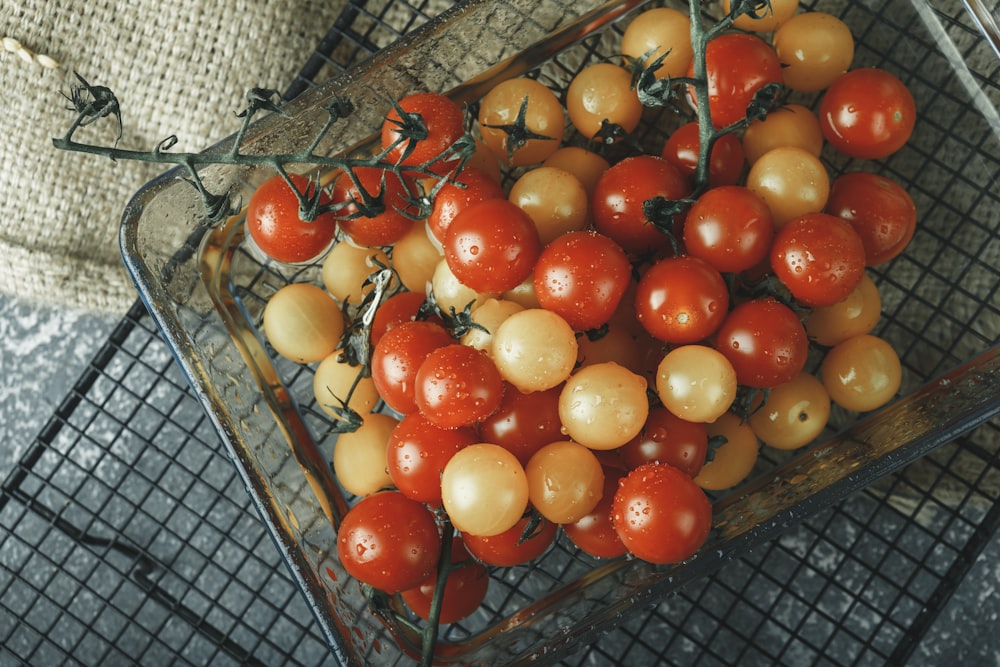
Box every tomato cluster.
[251,1,917,629]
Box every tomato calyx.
[480,94,558,161]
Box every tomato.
[313,353,380,425]
[440,443,529,537]
[444,198,542,294]
[693,411,759,491]
[370,320,454,415]
[460,298,524,353]
[369,290,428,350]
[426,166,505,244]
[745,145,830,228]
[634,255,729,344]
[321,242,393,305]
[490,308,578,393]
[542,146,610,196]
[612,462,712,564]
[401,534,489,625]
[336,491,441,593]
[825,172,917,266]
[723,0,799,33]
[478,77,564,166]
[558,362,650,451]
[386,412,477,506]
[804,272,881,347]
[381,92,467,175]
[661,122,745,188]
[742,104,824,165]
[621,7,693,80]
[332,412,397,497]
[682,185,774,274]
[749,372,831,450]
[533,231,632,332]
[774,12,854,93]
[820,334,902,412]
[392,221,445,293]
[331,167,416,247]
[462,513,558,567]
[566,63,644,141]
[819,67,916,160]
[655,345,737,424]
[689,33,782,129]
[508,166,589,245]
[591,154,689,255]
[563,469,628,559]
[413,344,505,429]
[713,298,809,389]
[619,406,708,478]
[246,173,338,264]
[262,283,344,364]
[477,383,564,466]
[526,441,605,524]
[770,212,867,308]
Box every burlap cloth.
[1,1,350,314]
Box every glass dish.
[120,0,1000,663]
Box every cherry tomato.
[723,0,799,33]
[634,255,729,344]
[444,198,542,294]
[825,172,917,266]
[682,185,774,274]
[460,298,524,354]
[370,320,454,415]
[478,77,564,166]
[542,146,610,196]
[525,441,605,524]
[332,412,397,497]
[566,63,643,141]
[770,212,867,308]
[331,167,416,247]
[745,145,830,229]
[533,231,632,332]
[774,12,854,93]
[440,443,529,537]
[612,462,712,564]
[246,173,338,264]
[313,353,380,425]
[462,513,558,567]
[749,372,831,450]
[387,412,477,506]
[713,298,809,389]
[400,534,489,625]
[804,272,882,347]
[262,283,344,364]
[689,33,782,129]
[370,290,428,350]
[820,334,902,412]
[491,308,578,393]
[621,7,693,80]
[413,344,505,429]
[563,469,628,559]
[591,154,689,255]
[426,166,505,244]
[619,406,708,478]
[477,383,564,466]
[742,104,824,165]
[694,411,759,491]
[336,491,441,593]
[655,345,737,424]
[661,122,745,188]
[508,166,590,245]
[819,67,916,160]
[392,221,445,293]
[558,362,650,451]
[321,242,393,306]
[381,92,466,175]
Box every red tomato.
[688,33,782,129]
[770,212,867,308]
[336,491,441,593]
[444,198,542,293]
[370,290,428,350]
[612,463,712,564]
[563,469,628,559]
[462,514,558,567]
[387,413,477,506]
[683,185,775,274]
[592,155,689,255]
[400,534,490,624]
[634,255,729,344]
[331,167,416,246]
[533,231,632,331]
[370,320,454,414]
[381,92,467,175]
[819,67,916,160]
[476,383,564,466]
[246,173,337,264]
[413,344,505,429]
[713,298,809,389]
[825,172,917,266]
[426,166,505,243]
[619,406,708,478]
[661,121,745,188]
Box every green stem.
[420,525,455,667]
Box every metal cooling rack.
[3,1,999,665]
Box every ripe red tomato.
[476,383,564,466]
[689,33,782,129]
[713,298,809,389]
[770,212,867,307]
[619,406,708,478]
[591,155,689,255]
[612,462,712,564]
[683,185,775,274]
[462,514,558,567]
[533,231,632,331]
[400,534,490,624]
[331,167,416,246]
[825,172,917,266]
[413,344,505,429]
[336,491,441,593]
[819,67,916,160]
[444,198,542,293]
[246,173,338,264]
[386,413,477,506]
[381,92,467,175]
[661,121,745,188]
[634,255,729,344]
[370,320,454,414]
[370,290,429,350]
[426,166,505,243]
[563,469,628,559]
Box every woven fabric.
[1,0,347,313]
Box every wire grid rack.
[2,0,999,665]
